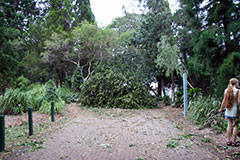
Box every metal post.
[183,73,188,117]
[0,115,5,152]
[28,107,33,136]
[51,102,55,122]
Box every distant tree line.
[0,0,239,100]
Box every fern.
[39,100,65,114]
[0,88,32,115]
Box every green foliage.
[173,87,184,107]
[71,67,84,91]
[162,95,171,105]
[188,88,201,100]
[216,52,240,97]
[188,96,222,128]
[56,87,79,104]
[44,79,58,102]
[16,75,30,90]
[166,137,181,148]
[156,36,183,77]
[0,88,31,115]
[175,0,240,94]
[39,100,65,114]
[37,79,66,114]
[109,12,142,34]
[80,66,157,109]
[173,87,201,107]
[26,84,46,111]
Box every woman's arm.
[238,90,240,105]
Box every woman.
[219,78,240,146]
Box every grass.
[2,114,68,159]
[5,121,51,151]
[136,157,146,160]
[201,138,211,143]
[166,137,182,148]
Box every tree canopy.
[1,0,239,101]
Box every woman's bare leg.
[233,120,238,143]
[227,118,233,143]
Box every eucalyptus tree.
[41,21,118,84]
[156,36,183,100]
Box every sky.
[89,0,180,27]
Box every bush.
[188,96,222,128]
[39,100,65,114]
[16,75,30,91]
[80,66,157,109]
[0,88,31,114]
[173,87,201,107]
[26,84,46,111]
[162,95,171,105]
[56,87,79,104]
[45,79,58,102]
[35,80,66,114]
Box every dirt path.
[6,103,224,160]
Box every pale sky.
[90,0,180,27]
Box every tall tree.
[109,12,142,35]
[176,0,240,95]
[133,0,173,97]
[42,21,117,84]
[156,36,183,100]
[72,0,95,26]
[0,0,41,92]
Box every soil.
[0,103,239,160]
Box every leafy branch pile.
[80,66,157,109]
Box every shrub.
[0,88,31,114]
[188,96,222,128]
[56,87,79,104]
[39,100,65,114]
[16,75,30,91]
[173,87,201,107]
[38,80,66,114]
[162,95,171,105]
[173,87,183,107]
[80,66,157,109]
[45,79,58,102]
[26,84,46,111]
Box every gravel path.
[10,105,223,160]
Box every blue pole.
[183,73,188,117]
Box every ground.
[0,103,239,160]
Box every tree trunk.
[156,76,162,97]
[161,77,164,97]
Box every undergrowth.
[187,96,226,133]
